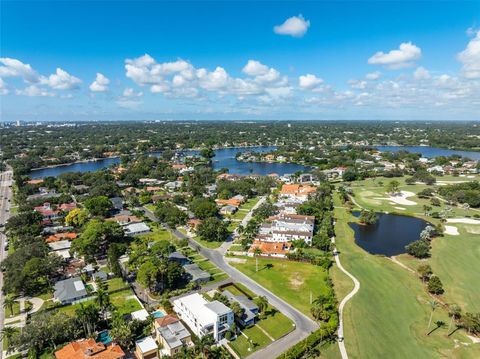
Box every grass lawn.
[241,197,260,211]
[110,290,142,316]
[231,257,330,318]
[256,306,294,339]
[137,225,175,242]
[106,277,130,293]
[332,194,480,359]
[230,325,272,358]
[190,235,223,249]
[4,300,21,317]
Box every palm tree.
[447,304,462,335]
[255,296,268,316]
[95,287,111,320]
[3,297,16,318]
[1,326,18,353]
[253,248,263,272]
[427,300,439,334]
[76,303,99,337]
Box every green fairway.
[231,257,330,318]
[333,195,480,359]
[348,176,480,313]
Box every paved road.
[142,205,319,359]
[332,234,360,359]
[0,167,14,359]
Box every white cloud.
[41,68,81,90]
[298,74,323,89]
[273,15,310,37]
[0,57,40,83]
[413,66,431,80]
[242,60,270,76]
[16,85,54,97]
[368,42,422,69]
[123,88,143,97]
[89,73,110,92]
[458,30,480,79]
[365,71,381,80]
[0,78,9,95]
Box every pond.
[377,145,480,160]
[29,146,311,178]
[349,213,429,256]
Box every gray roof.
[92,271,108,281]
[183,264,210,282]
[54,277,87,303]
[168,251,189,262]
[223,290,258,324]
[110,197,124,210]
[223,290,258,313]
[157,321,190,348]
[204,300,231,315]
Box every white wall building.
[173,293,234,341]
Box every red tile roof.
[55,339,125,359]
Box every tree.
[427,300,438,334]
[110,315,134,349]
[405,240,430,258]
[3,297,16,317]
[1,326,18,353]
[64,208,89,227]
[230,301,245,320]
[255,296,268,317]
[189,197,218,219]
[197,217,229,242]
[84,195,112,217]
[386,180,400,194]
[427,276,444,295]
[200,148,215,160]
[95,278,111,319]
[417,264,432,283]
[422,205,432,216]
[76,303,100,338]
[154,202,187,228]
[137,260,158,292]
[253,248,263,272]
[447,304,461,334]
[358,210,378,225]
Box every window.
[219,314,228,324]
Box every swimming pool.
[97,330,112,345]
[152,310,165,318]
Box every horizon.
[1,0,479,122]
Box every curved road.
[143,206,319,358]
[332,233,360,359]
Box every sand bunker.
[380,191,417,206]
[447,218,480,225]
[394,207,406,210]
[444,225,459,236]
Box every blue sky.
[1,1,479,121]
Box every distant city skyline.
[1,1,479,122]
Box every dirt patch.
[289,273,304,289]
[465,226,480,234]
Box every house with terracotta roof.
[248,240,292,258]
[279,184,316,201]
[34,202,77,220]
[54,338,125,359]
[46,232,77,242]
[215,198,242,207]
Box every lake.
[30,146,310,178]
[377,146,480,160]
[349,213,429,256]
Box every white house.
[173,293,234,341]
[124,222,150,236]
